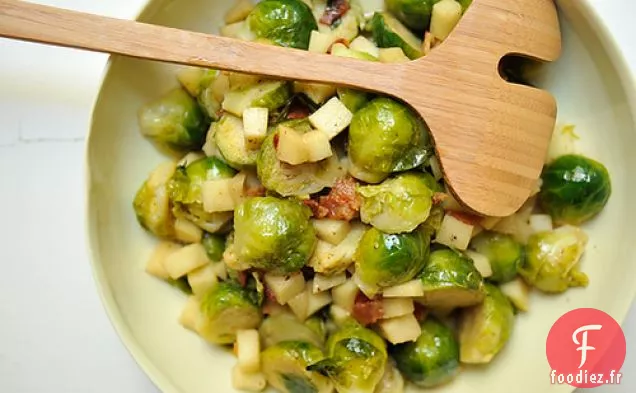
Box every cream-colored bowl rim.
[84,1,636,392]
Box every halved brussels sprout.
[309,322,388,393]
[259,312,325,348]
[198,281,262,344]
[539,154,611,225]
[337,88,371,113]
[519,226,589,293]
[471,232,524,283]
[257,124,345,196]
[358,172,434,234]
[177,67,223,121]
[138,88,209,150]
[348,98,431,183]
[133,161,177,238]
[458,283,514,364]
[228,197,317,274]
[213,114,259,168]
[262,341,333,393]
[369,12,423,59]
[386,0,439,31]
[168,157,236,233]
[201,232,226,262]
[391,317,460,387]
[247,0,318,49]
[419,248,485,308]
[374,359,405,393]
[355,227,430,295]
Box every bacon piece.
[352,292,384,326]
[447,210,482,226]
[303,177,361,221]
[286,102,311,120]
[413,303,428,322]
[320,0,351,26]
[236,271,248,287]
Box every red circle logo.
[546,308,626,388]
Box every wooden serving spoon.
[0,0,561,217]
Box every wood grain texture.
[0,0,561,217]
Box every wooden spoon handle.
[0,0,397,92]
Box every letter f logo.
[572,324,603,369]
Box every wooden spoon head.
[400,0,561,217]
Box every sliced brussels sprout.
[374,359,405,393]
[177,67,223,121]
[355,227,430,295]
[247,0,318,49]
[337,88,372,113]
[369,12,423,59]
[133,161,177,238]
[257,124,345,196]
[385,0,439,31]
[358,172,434,234]
[198,281,262,344]
[201,232,226,262]
[348,98,431,182]
[471,231,524,283]
[309,322,388,393]
[419,248,485,308]
[262,341,333,393]
[228,197,317,274]
[391,317,460,387]
[223,80,292,117]
[259,312,325,348]
[539,154,611,225]
[168,157,236,233]
[213,114,259,168]
[138,88,209,150]
[519,226,589,293]
[458,283,514,364]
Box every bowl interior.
[87,1,636,392]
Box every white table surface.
[0,1,634,392]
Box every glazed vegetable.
[374,360,405,393]
[358,172,434,234]
[337,88,371,113]
[201,232,226,261]
[259,312,325,348]
[247,0,318,49]
[257,123,345,196]
[261,341,333,393]
[471,232,524,283]
[309,322,388,393]
[369,12,423,59]
[133,161,177,238]
[168,157,237,233]
[385,0,439,31]
[227,197,317,274]
[198,282,262,344]
[519,226,589,293]
[177,67,223,121]
[539,154,611,225]
[391,317,460,387]
[354,227,430,296]
[459,283,514,364]
[222,81,291,117]
[419,248,484,308]
[348,98,431,183]
[213,114,259,168]
[138,88,209,150]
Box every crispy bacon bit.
[447,210,482,226]
[303,177,361,221]
[432,192,448,205]
[236,271,248,287]
[264,285,277,303]
[286,102,311,120]
[352,292,384,326]
[320,0,351,26]
[413,303,428,322]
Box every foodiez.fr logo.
[546,308,626,388]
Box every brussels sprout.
[223,81,292,117]
[260,312,326,348]
[133,162,177,238]
[213,114,259,168]
[519,226,589,293]
[198,281,262,344]
[305,316,328,343]
[355,227,430,295]
[374,359,404,393]
[348,98,431,182]
[257,124,345,196]
[138,88,209,150]
[458,283,514,364]
[471,232,524,283]
[391,317,460,387]
[168,157,236,233]
[419,248,485,308]
[337,88,371,113]
[358,172,434,234]
[229,197,317,274]
[247,0,318,49]
[177,67,223,121]
[309,322,388,393]
[369,12,423,59]
[201,232,226,261]
[539,154,611,225]
[386,0,439,31]
[262,341,333,393]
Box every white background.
[0,0,634,392]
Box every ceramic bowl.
[86,0,636,392]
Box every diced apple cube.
[187,263,219,296]
[294,82,337,104]
[330,304,351,326]
[331,280,359,313]
[288,281,333,320]
[464,250,493,278]
[382,298,415,319]
[287,289,309,320]
[164,243,210,279]
[302,130,333,162]
[224,0,254,24]
[312,219,351,245]
[313,273,347,293]
[264,272,306,305]
[276,126,309,165]
[378,47,410,63]
[431,0,463,41]
[228,72,262,90]
[235,329,261,373]
[435,215,474,250]
[146,241,181,279]
[308,30,337,54]
[243,107,269,149]
[349,36,380,58]
[378,314,422,344]
[179,296,202,332]
[382,280,424,298]
[220,21,256,41]
[201,178,237,213]
[500,278,530,312]
[174,218,203,243]
[231,365,267,392]
[529,214,553,233]
[480,216,502,230]
[308,97,353,140]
